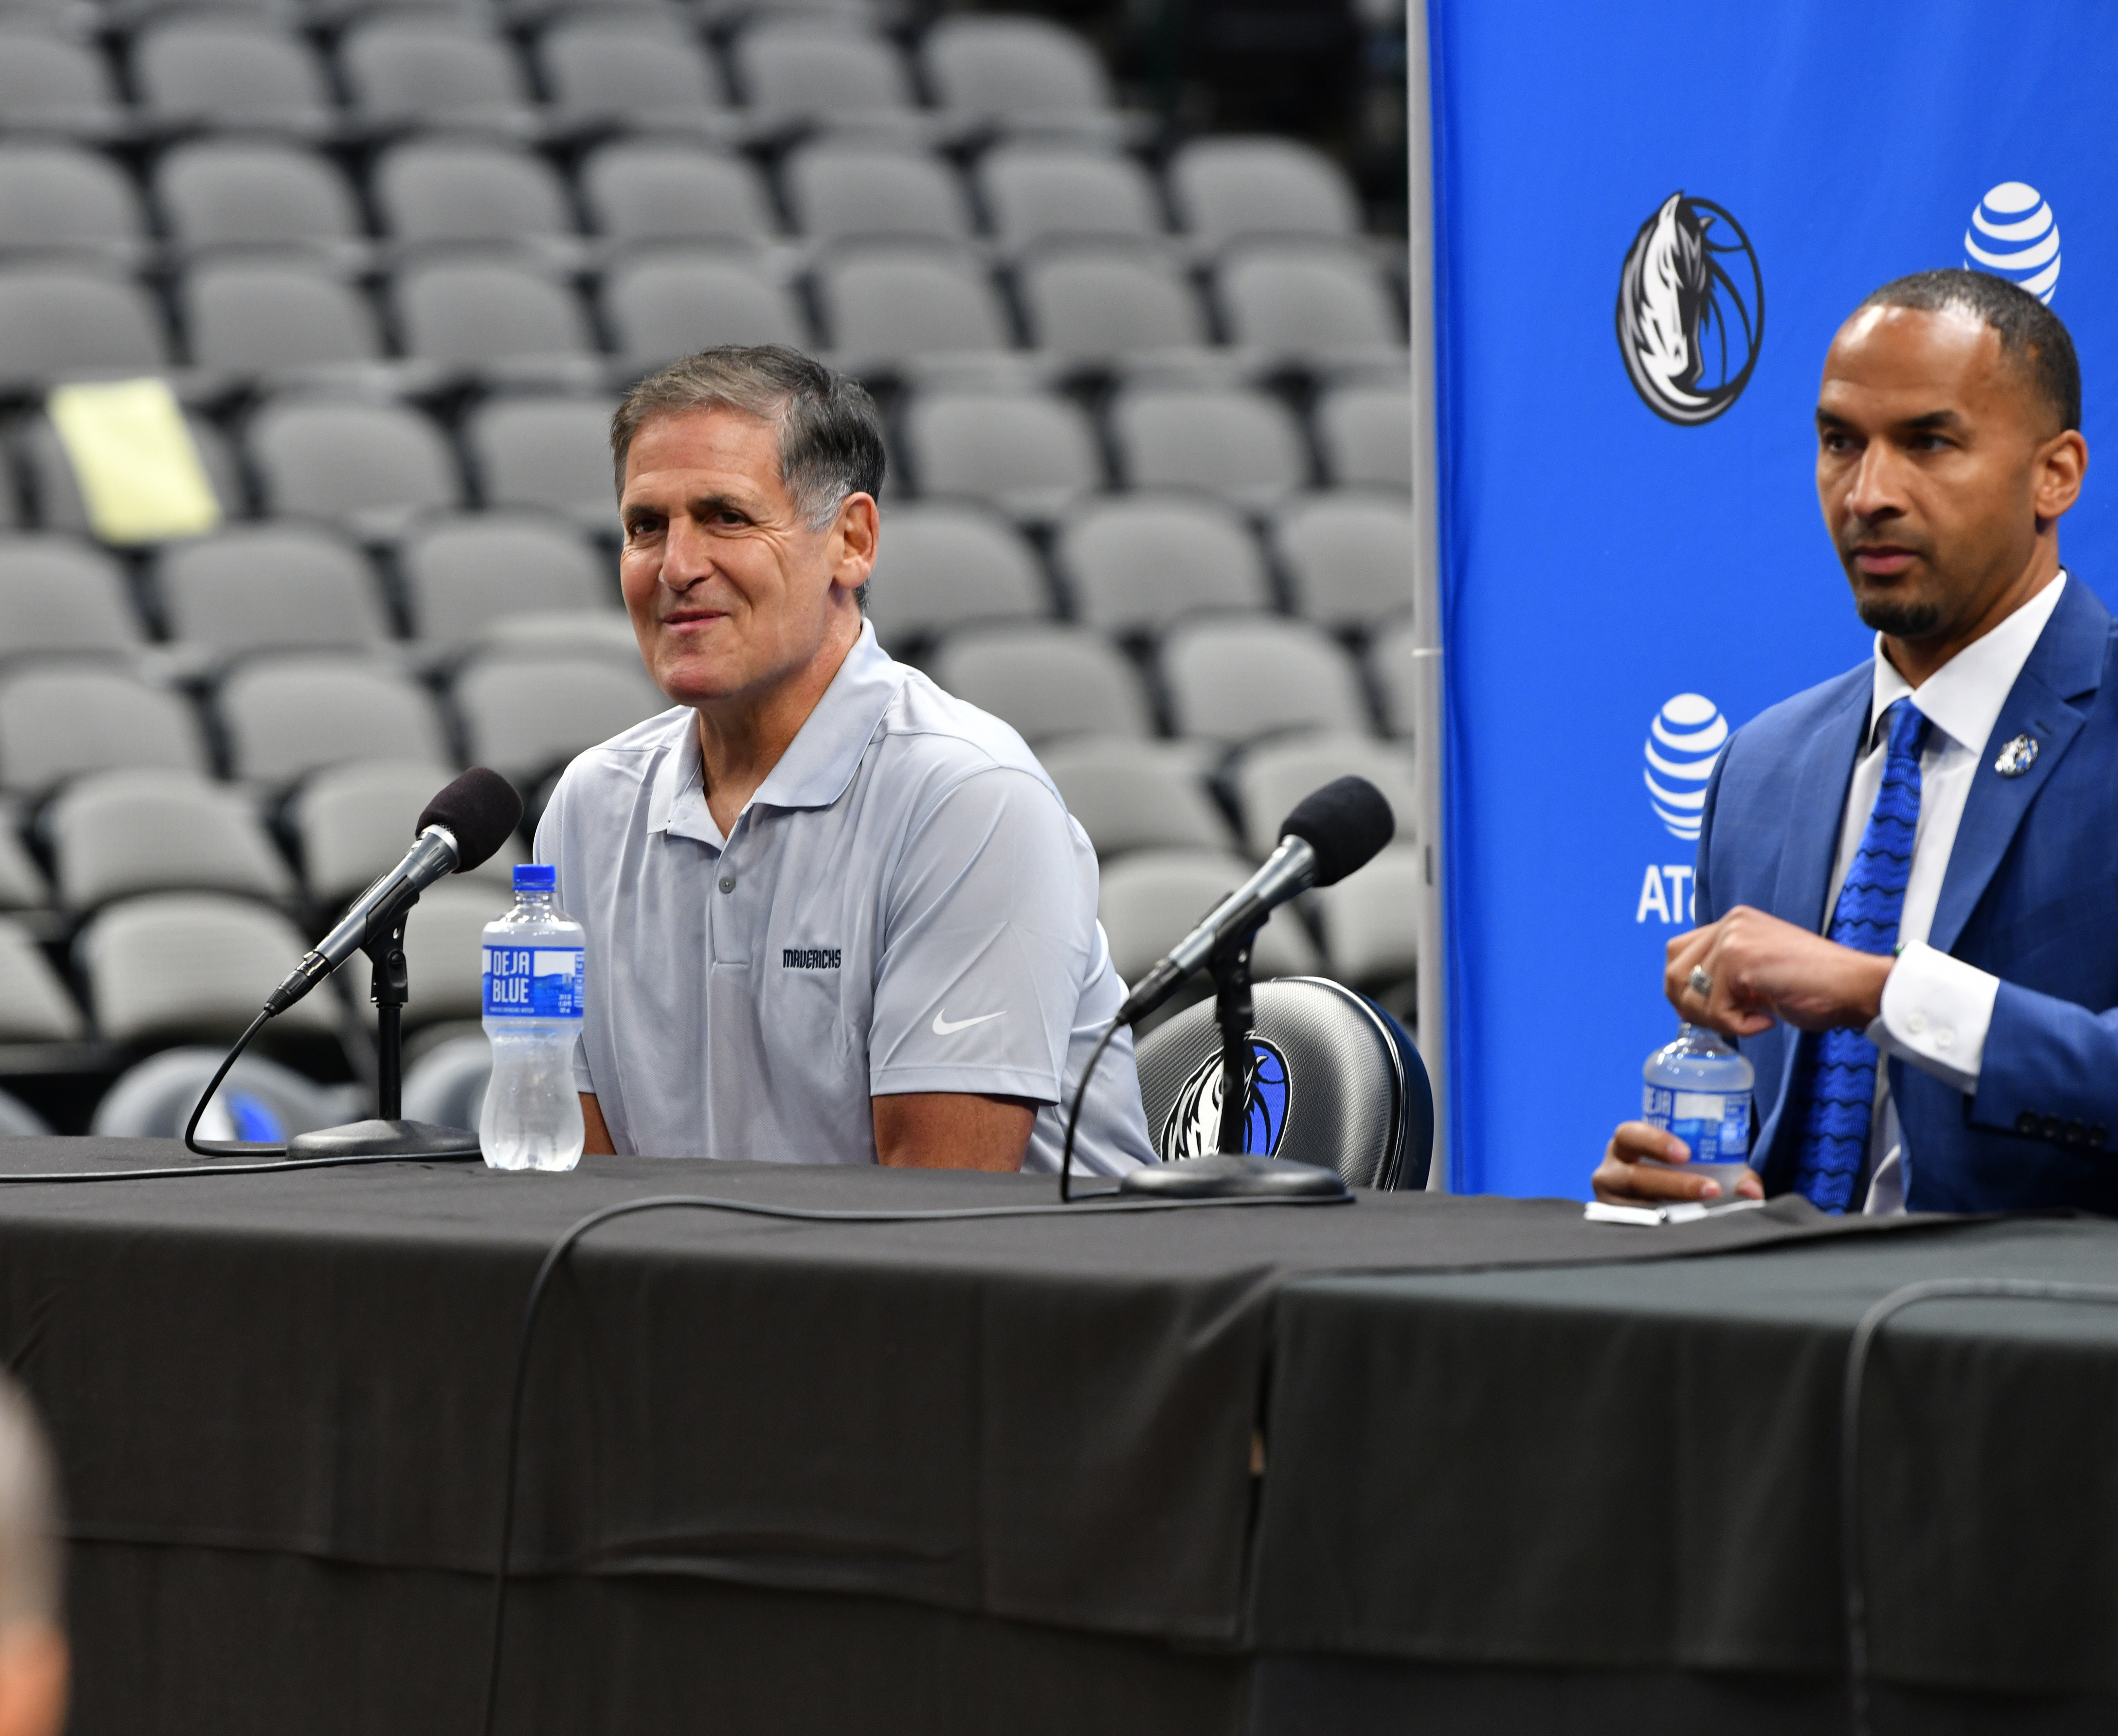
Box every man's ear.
[832,492,880,594]
[2033,428,2088,524]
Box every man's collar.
[1868,570,2068,755]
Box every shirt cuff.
[1869,941,1998,1096]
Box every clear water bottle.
[480,864,586,1172]
[1640,1023,1755,1198]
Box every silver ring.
[1688,966,1712,997]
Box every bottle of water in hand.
[1640,1024,1755,1199]
[480,864,586,1173]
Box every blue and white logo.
[1163,1040,1292,1162]
[1964,182,2060,303]
[1617,191,1765,426]
[1644,693,1728,841]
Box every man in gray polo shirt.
[535,345,1154,1174]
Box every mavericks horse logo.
[1617,191,1764,426]
[1161,1040,1292,1162]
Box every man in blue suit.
[1595,270,2105,1215]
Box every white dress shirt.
[1825,571,2067,1213]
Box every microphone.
[265,767,523,1016]
[1113,775,1395,1026]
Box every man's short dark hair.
[1858,269,2081,434]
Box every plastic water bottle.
[1639,1023,1755,1198]
[480,864,586,1172]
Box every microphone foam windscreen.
[1280,776,1396,886]
[418,767,524,871]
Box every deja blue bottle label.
[482,946,585,1018]
[1642,1086,1750,1162]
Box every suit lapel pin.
[1993,734,2039,777]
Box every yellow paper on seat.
[47,377,221,545]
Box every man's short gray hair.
[0,1377,59,1632]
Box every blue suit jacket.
[1697,576,2118,1213]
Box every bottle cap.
[513,864,556,893]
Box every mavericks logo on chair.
[1161,1040,1292,1161]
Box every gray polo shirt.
[534,621,1154,1175]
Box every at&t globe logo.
[1964,181,2060,303]
[1616,191,1764,426]
[1644,693,1728,841]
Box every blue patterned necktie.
[1788,697,1928,1213]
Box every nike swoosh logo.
[932,1010,1005,1036]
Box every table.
[0,1138,2105,1734]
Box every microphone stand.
[286,900,484,1161]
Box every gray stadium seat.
[0,918,84,1043]
[23,411,244,538]
[181,259,385,376]
[0,535,141,658]
[1167,136,1361,246]
[0,668,208,794]
[463,394,620,527]
[1015,248,1205,361]
[133,16,334,136]
[1040,736,1235,858]
[783,142,970,245]
[393,256,597,383]
[541,16,729,136]
[0,143,147,266]
[921,15,1117,138]
[154,142,368,266]
[1368,614,1417,739]
[246,397,462,531]
[1097,847,1320,986]
[292,759,525,905]
[452,653,665,782]
[1272,493,1414,630]
[976,145,1161,247]
[0,816,48,913]
[79,894,338,1043]
[579,142,773,248]
[732,20,914,129]
[864,501,1046,651]
[0,1086,47,1136]
[1309,842,1421,987]
[339,16,535,135]
[928,622,1150,743]
[0,267,165,387]
[339,879,499,1026]
[900,386,1099,517]
[49,768,295,910]
[1315,380,1412,491]
[371,140,578,258]
[1109,383,1309,505]
[1161,617,1371,746]
[1057,493,1269,635]
[1217,246,1404,361]
[400,512,612,646]
[815,247,1013,371]
[156,522,390,656]
[603,252,807,368]
[1230,731,1415,858]
[90,1046,347,1139]
[218,656,452,784]
[0,26,120,138]
[400,1030,490,1132]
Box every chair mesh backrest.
[902,389,1100,507]
[1096,849,1320,984]
[1110,385,1309,500]
[1219,249,1403,356]
[1231,731,1416,858]
[1272,493,1413,630]
[134,18,333,130]
[219,656,452,784]
[1368,615,1416,739]
[0,918,81,1043]
[733,21,912,118]
[453,654,665,781]
[157,522,388,653]
[0,668,209,794]
[1161,617,1371,745]
[784,145,970,245]
[1167,137,1360,244]
[1016,250,1202,357]
[929,623,1150,743]
[155,143,364,254]
[541,17,725,128]
[0,144,145,259]
[295,758,523,903]
[1315,383,1412,491]
[604,253,806,364]
[1039,738,1235,858]
[80,892,335,1042]
[248,399,462,522]
[0,28,116,133]
[183,260,383,371]
[922,15,1112,120]
[340,17,531,127]
[1058,494,1268,635]
[51,768,295,910]
[373,142,574,247]
[25,412,243,536]
[864,502,1046,650]
[395,259,592,367]
[465,395,619,522]
[0,534,141,656]
[0,268,164,381]
[817,249,1011,361]
[580,143,772,246]
[977,147,1159,246]
[401,512,610,644]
